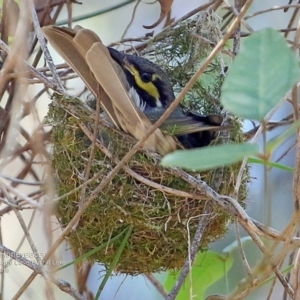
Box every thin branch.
[145,273,169,299]
[0,179,41,208]
[245,4,300,20]
[166,204,213,300]
[0,174,43,186]
[5,193,55,300]
[292,247,300,299]
[234,219,252,276]
[0,244,84,300]
[78,119,205,200]
[24,0,65,93]
[0,39,57,90]
[77,81,101,212]
[121,0,141,40]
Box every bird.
[42,25,230,153]
[107,47,228,148]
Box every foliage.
[162,28,300,172]
[1,1,299,300]
[164,251,233,300]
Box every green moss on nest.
[48,94,247,275]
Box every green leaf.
[161,143,259,171]
[95,225,133,300]
[56,226,130,271]
[164,251,233,300]
[221,28,300,120]
[248,157,294,172]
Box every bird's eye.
[141,72,152,83]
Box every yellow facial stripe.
[128,65,161,105]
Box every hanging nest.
[48,12,249,274]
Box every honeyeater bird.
[107,47,226,149]
[42,25,230,153]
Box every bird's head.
[108,47,175,111]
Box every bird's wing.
[146,110,232,135]
[42,25,119,128]
[85,42,144,125]
[42,25,177,155]
[160,119,233,135]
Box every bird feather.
[42,25,119,128]
[42,25,177,155]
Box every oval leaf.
[164,251,233,300]
[161,143,259,171]
[222,28,300,120]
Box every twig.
[0,39,57,90]
[121,0,141,40]
[164,166,298,299]
[56,0,135,26]
[166,204,213,300]
[191,33,235,57]
[66,0,73,28]
[234,219,252,276]
[266,259,284,300]
[291,12,300,299]
[0,244,84,300]
[4,188,55,300]
[234,217,298,299]
[78,120,206,200]
[0,174,43,186]
[292,247,300,299]
[245,4,300,20]
[122,0,223,53]
[244,119,295,139]
[0,179,41,208]
[108,36,151,48]
[145,273,169,299]
[77,80,101,211]
[284,2,300,39]
[25,0,65,93]
[292,8,300,208]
